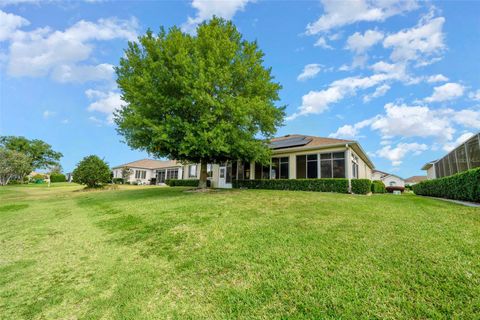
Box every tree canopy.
[115,17,284,187]
[0,148,32,185]
[72,155,111,188]
[0,136,63,170]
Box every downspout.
[346,143,352,193]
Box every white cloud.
[451,109,480,129]
[297,63,322,81]
[0,10,29,41]
[306,0,418,35]
[86,89,123,124]
[363,84,390,102]
[61,119,69,124]
[468,89,480,101]
[443,132,474,152]
[42,110,55,119]
[4,16,137,82]
[181,0,253,33]
[383,14,445,66]
[329,118,374,139]
[424,82,465,103]
[0,0,39,6]
[426,74,448,83]
[346,29,383,53]
[314,37,333,49]
[376,142,428,166]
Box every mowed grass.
[0,183,479,319]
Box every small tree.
[72,155,111,188]
[0,148,32,185]
[121,166,133,182]
[115,17,284,188]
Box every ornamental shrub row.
[50,173,66,183]
[351,179,372,195]
[413,168,480,202]
[233,179,350,193]
[371,180,386,193]
[166,179,205,187]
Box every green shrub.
[371,180,386,193]
[112,178,124,184]
[7,180,22,185]
[72,155,111,188]
[351,179,372,194]
[386,186,405,193]
[413,168,480,202]
[50,173,66,183]
[233,179,349,193]
[32,174,45,180]
[166,179,204,187]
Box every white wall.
[427,166,436,180]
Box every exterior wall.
[112,166,156,184]
[372,173,405,187]
[426,166,436,180]
[349,148,372,179]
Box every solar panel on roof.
[269,136,312,149]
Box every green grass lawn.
[1,183,479,319]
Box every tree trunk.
[198,161,208,189]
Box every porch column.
[345,146,352,192]
[250,161,255,179]
[289,154,296,179]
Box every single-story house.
[112,134,375,189]
[404,176,427,186]
[422,132,480,179]
[372,170,405,187]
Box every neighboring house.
[372,170,405,187]
[112,134,375,189]
[405,176,427,186]
[422,132,480,180]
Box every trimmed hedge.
[112,178,124,184]
[371,180,386,193]
[233,179,349,193]
[386,186,405,193]
[50,173,66,183]
[351,179,372,194]
[413,168,480,202]
[166,179,211,187]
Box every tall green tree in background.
[115,17,284,188]
[0,136,63,170]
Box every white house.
[372,170,405,187]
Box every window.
[135,170,146,179]
[255,162,270,179]
[319,152,345,178]
[389,181,396,186]
[207,164,213,178]
[188,165,197,178]
[466,135,480,169]
[271,157,289,179]
[236,161,250,180]
[456,146,468,172]
[157,169,166,183]
[166,168,178,180]
[296,154,318,179]
[352,154,359,179]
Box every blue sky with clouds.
[1,0,479,177]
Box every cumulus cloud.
[363,84,390,102]
[383,13,445,66]
[443,132,475,152]
[86,89,123,124]
[329,118,374,139]
[4,15,137,82]
[346,29,383,53]
[426,74,448,83]
[314,37,333,49]
[0,10,29,41]
[181,0,253,33]
[469,89,480,101]
[424,82,465,103]
[376,142,428,166]
[306,0,418,35]
[297,63,322,81]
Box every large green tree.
[0,148,32,185]
[72,155,111,188]
[115,17,284,188]
[0,136,63,170]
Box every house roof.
[421,161,436,170]
[405,176,427,183]
[373,169,404,181]
[112,159,181,169]
[270,134,374,168]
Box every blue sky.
[1,0,479,177]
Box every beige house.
[112,134,375,189]
[372,170,405,187]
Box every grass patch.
[0,184,479,319]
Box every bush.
[371,180,386,193]
[413,168,480,202]
[386,186,405,193]
[351,179,372,194]
[112,178,124,184]
[50,173,66,183]
[233,179,349,193]
[32,174,45,180]
[72,155,111,188]
[166,179,211,187]
[7,180,22,185]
